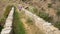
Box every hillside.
[0,0,60,34]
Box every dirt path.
[18,11,44,34]
[21,18,44,34]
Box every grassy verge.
[13,7,26,34]
[0,5,13,32]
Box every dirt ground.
[18,11,45,34]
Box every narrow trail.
[21,18,44,34]
[18,7,60,34]
[18,10,45,34]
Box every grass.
[0,5,13,32]
[13,7,26,34]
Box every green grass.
[13,7,26,34]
